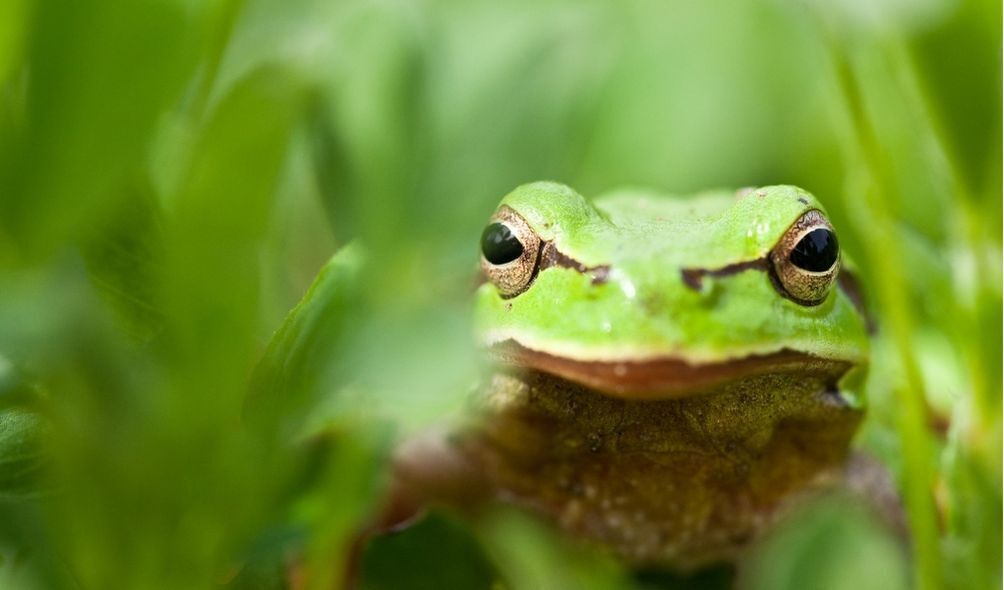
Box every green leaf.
[743,495,908,590]
[0,0,206,258]
[909,0,1002,198]
[0,409,47,501]
[245,246,365,437]
[360,512,496,590]
[79,185,165,341]
[0,360,48,501]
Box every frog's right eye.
[769,209,840,305]
[479,206,541,297]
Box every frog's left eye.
[480,206,541,297]
[769,210,840,305]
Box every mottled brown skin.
[459,367,860,570]
[389,358,864,572]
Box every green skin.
[475,182,868,373]
[392,182,874,570]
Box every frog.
[244,180,894,585]
[386,181,881,572]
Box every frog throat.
[488,339,852,400]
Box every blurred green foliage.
[0,0,999,589]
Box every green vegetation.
[0,0,999,589]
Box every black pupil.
[789,228,839,272]
[481,222,524,265]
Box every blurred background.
[0,0,999,589]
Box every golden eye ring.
[479,206,542,298]
[769,209,840,305]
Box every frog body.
[393,182,872,570]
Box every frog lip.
[488,340,853,400]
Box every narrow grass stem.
[823,32,944,590]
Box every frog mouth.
[488,340,853,400]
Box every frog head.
[474,182,870,401]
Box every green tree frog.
[391,182,877,571]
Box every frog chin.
[487,339,852,400]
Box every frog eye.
[480,206,541,297]
[769,210,840,305]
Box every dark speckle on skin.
[504,302,512,311]
[797,197,809,205]
[588,432,604,452]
